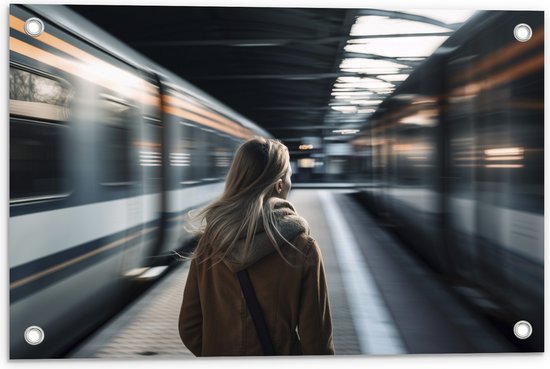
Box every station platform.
[68,189,513,358]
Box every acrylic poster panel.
[8,3,544,359]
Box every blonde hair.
[192,137,294,264]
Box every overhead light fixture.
[340,68,401,75]
[340,58,408,69]
[333,94,375,100]
[324,10,476,128]
[336,76,363,83]
[350,15,453,37]
[349,99,383,105]
[402,10,476,24]
[331,106,358,113]
[357,108,376,114]
[299,144,314,151]
[334,80,394,89]
[345,36,449,58]
[378,74,410,82]
[484,147,524,156]
[332,91,373,96]
[333,129,360,134]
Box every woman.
[179,137,334,356]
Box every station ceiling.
[69,6,474,151]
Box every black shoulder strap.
[236,269,276,356]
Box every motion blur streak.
[352,10,543,352]
[9,4,268,359]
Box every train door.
[118,73,164,275]
[95,87,145,277]
[154,85,179,258]
[156,85,205,257]
[84,53,160,280]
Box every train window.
[10,120,69,202]
[99,95,134,185]
[213,136,232,179]
[175,124,235,184]
[194,128,208,181]
[9,66,72,203]
[9,66,71,121]
[175,137,194,183]
[203,129,218,181]
[177,121,202,185]
[141,120,162,181]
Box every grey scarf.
[223,197,309,272]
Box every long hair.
[191,137,293,264]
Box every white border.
[2,1,549,369]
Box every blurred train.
[9,4,269,358]
[353,11,543,350]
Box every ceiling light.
[334,78,394,89]
[331,106,358,113]
[333,129,360,134]
[331,91,373,96]
[336,76,363,83]
[349,99,383,105]
[334,87,380,91]
[340,58,408,69]
[341,68,401,75]
[357,108,376,114]
[364,87,395,92]
[402,10,476,25]
[345,36,449,58]
[485,147,524,156]
[351,15,453,37]
[378,74,410,82]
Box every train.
[352,11,544,350]
[9,4,269,359]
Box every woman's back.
[180,232,333,355]
[178,138,334,356]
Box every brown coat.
[178,199,335,356]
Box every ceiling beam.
[131,36,349,47]
[343,52,424,67]
[188,67,416,80]
[189,72,348,80]
[131,30,453,48]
